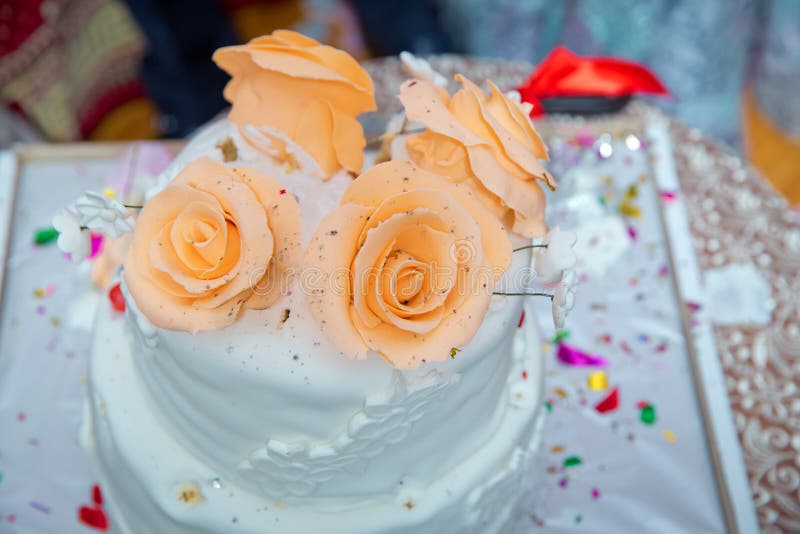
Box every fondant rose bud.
[52,209,91,263]
[304,160,512,369]
[399,75,555,238]
[552,270,578,329]
[534,227,577,282]
[123,157,301,332]
[74,191,134,238]
[213,30,376,179]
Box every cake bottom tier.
[82,307,544,534]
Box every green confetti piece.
[575,514,583,524]
[552,330,570,344]
[640,404,656,425]
[34,227,59,245]
[544,401,553,413]
[563,456,582,468]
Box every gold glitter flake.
[216,137,238,162]
[177,482,205,507]
[449,347,461,359]
[404,500,415,510]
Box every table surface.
[0,56,796,534]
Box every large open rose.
[399,75,554,237]
[304,160,512,369]
[123,157,301,333]
[213,30,376,178]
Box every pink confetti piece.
[627,225,638,240]
[685,301,702,313]
[620,341,633,354]
[6,514,15,523]
[658,264,670,277]
[43,283,56,297]
[655,342,668,353]
[573,133,596,147]
[556,343,608,366]
[591,488,601,500]
[660,190,678,203]
[558,477,569,488]
[88,233,104,260]
[16,412,26,422]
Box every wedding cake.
[59,30,576,533]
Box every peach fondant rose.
[304,160,512,369]
[213,30,376,178]
[399,75,555,238]
[123,157,301,333]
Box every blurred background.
[0,0,798,204]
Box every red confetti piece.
[594,387,619,414]
[557,343,607,366]
[620,341,632,354]
[88,233,104,259]
[78,506,108,531]
[597,334,612,344]
[279,189,287,195]
[636,400,649,409]
[108,283,125,313]
[6,514,15,523]
[517,309,525,328]
[521,370,528,380]
[655,342,668,353]
[93,485,103,506]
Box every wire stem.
[493,291,553,299]
[513,244,548,252]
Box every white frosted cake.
[66,30,575,534]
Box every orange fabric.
[88,97,160,141]
[742,87,800,205]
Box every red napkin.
[516,46,669,116]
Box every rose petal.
[304,203,373,357]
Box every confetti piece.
[6,514,15,523]
[557,343,607,367]
[551,445,564,453]
[30,501,50,514]
[640,404,657,425]
[34,227,59,245]
[89,233,104,259]
[594,387,619,414]
[552,330,570,344]
[658,265,670,277]
[685,301,702,313]
[627,225,637,240]
[553,387,568,398]
[78,506,108,531]
[108,283,126,313]
[587,371,608,391]
[544,401,553,413]
[655,342,668,353]
[102,188,116,199]
[597,333,612,344]
[521,370,528,380]
[663,430,677,443]
[558,477,568,488]
[575,514,583,524]
[619,202,642,218]
[517,309,526,328]
[563,456,582,468]
[93,485,103,505]
[660,190,678,203]
[637,333,649,343]
[591,488,601,500]
[17,412,26,422]
[279,189,287,195]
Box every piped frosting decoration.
[123,157,301,333]
[304,159,512,369]
[399,75,554,238]
[213,30,376,178]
